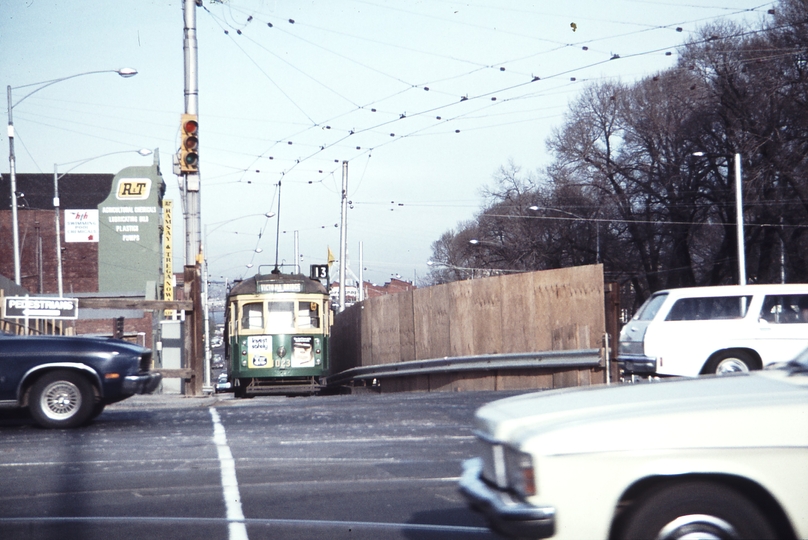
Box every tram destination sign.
[3,296,79,320]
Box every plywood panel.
[370,294,401,365]
[449,280,476,357]
[500,272,537,353]
[381,375,430,393]
[360,299,374,366]
[470,277,504,356]
[397,291,416,361]
[429,372,496,392]
[553,369,581,389]
[413,286,451,360]
[495,369,553,391]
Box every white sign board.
[65,209,100,243]
[3,296,79,319]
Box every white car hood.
[475,371,808,456]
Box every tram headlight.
[276,345,287,358]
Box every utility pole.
[182,0,206,395]
[338,161,348,312]
[7,87,21,285]
[183,0,201,263]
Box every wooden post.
[604,282,621,383]
[184,264,204,395]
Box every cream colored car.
[459,352,808,540]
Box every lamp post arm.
[7,67,138,288]
[10,69,137,109]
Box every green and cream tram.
[225,269,331,397]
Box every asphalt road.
[0,389,524,540]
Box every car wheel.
[29,370,94,429]
[91,402,106,419]
[618,481,775,540]
[704,351,754,375]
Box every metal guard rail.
[326,349,602,387]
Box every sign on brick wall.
[65,209,99,242]
[3,296,78,319]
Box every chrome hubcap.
[40,381,81,420]
[715,358,749,375]
[658,514,739,540]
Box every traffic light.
[179,114,199,173]
[113,317,125,339]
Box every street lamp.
[7,68,138,285]
[692,152,744,285]
[53,148,153,296]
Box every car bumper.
[122,372,163,395]
[617,354,657,374]
[458,458,555,539]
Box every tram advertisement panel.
[248,336,272,368]
[292,336,314,368]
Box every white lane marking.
[210,407,249,540]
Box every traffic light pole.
[182,0,207,394]
[183,0,201,263]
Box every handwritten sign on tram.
[3,297,79,319]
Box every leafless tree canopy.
[425,0,808,310]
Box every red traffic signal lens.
[184,119,198,135]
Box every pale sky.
[1,0,773,286]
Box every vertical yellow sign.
[163,200,174,317]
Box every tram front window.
[297,302,320,329]
[241,302,264,330]
[267,301,295,332]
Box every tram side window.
[297,302,320,329]
[241,302,264,330]
[267,301,295,332]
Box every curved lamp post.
[7,68,138,285]
[53,148,153,296]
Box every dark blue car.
[0,331,161,428]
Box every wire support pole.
[7,85,21,285]
[183,0,201,265]
[734,153,745,286]
[338,161,349,312]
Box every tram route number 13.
[310,264,329,282]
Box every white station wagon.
[618,284,808,377]
[459,353,808,540]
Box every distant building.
[329,278,416,310]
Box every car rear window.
[665,295,752,321]
[634,293,668,321]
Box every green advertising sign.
[97,164,166,294]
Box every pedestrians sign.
[3,296,79,319]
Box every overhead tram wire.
[200,2,785,191]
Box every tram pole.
[338,161,348,312]
[182,0,205,394]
